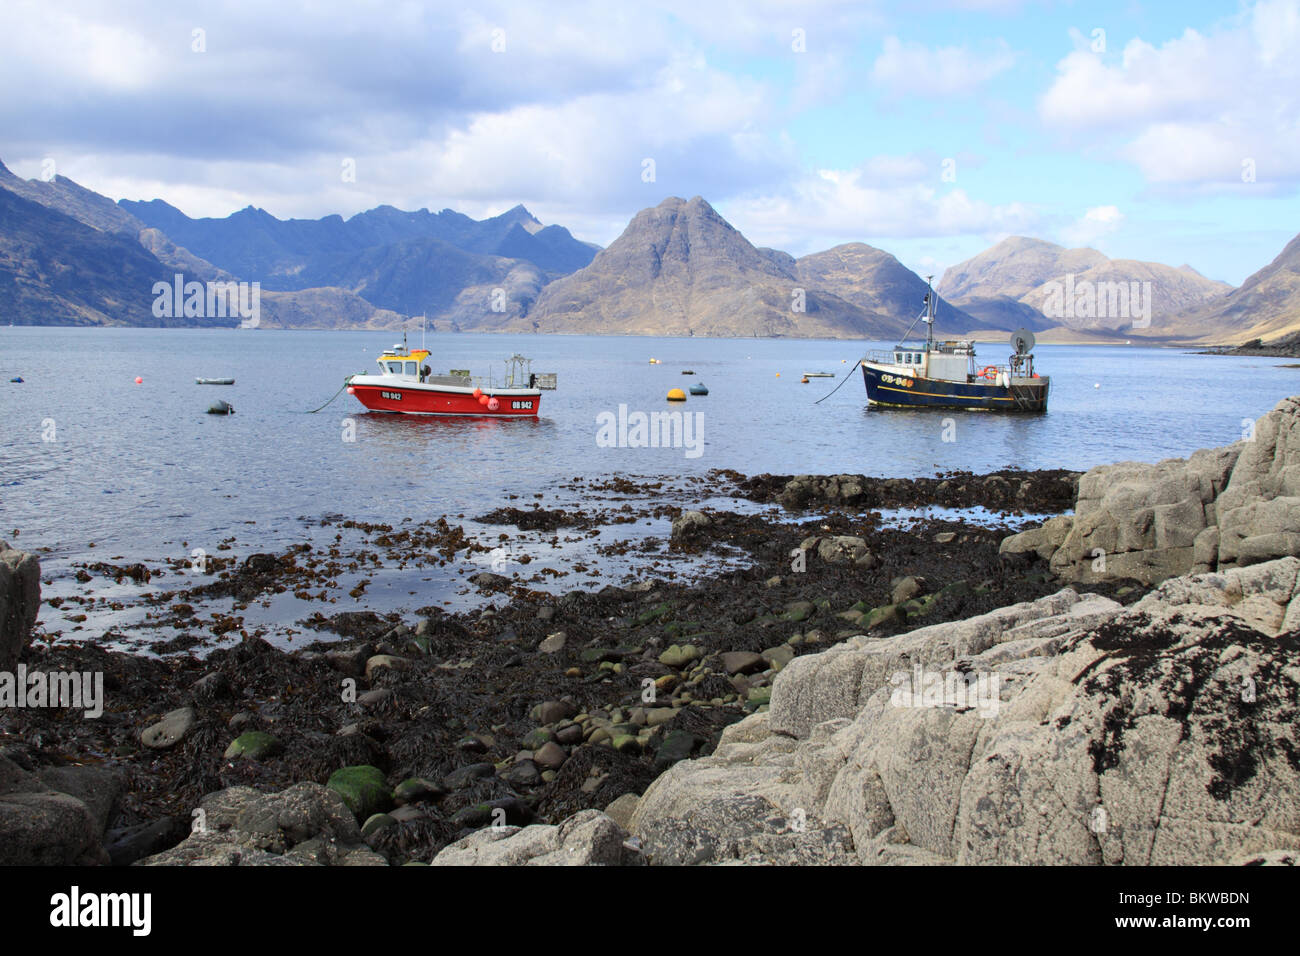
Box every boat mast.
[924,275,936,352]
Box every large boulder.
[0,755,107,865]
[140,783,387,866]
[1006,397,1300,585]
[0,541,40,671]
[430,809,645,866]
[628,558,1300,865]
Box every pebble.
[141,707,195,750]
[538,631,567,653]
[891,575,927,604]
[364,654,408,682]
[361,812,396,838]
[522,728,555,750]
[720,651,765,675]
[501,760,540,787]
[532,741,567,770]
[393,778,444,805]
[223,731,282,760]
[357,688,394,708]
[555,722,584,745]
[658,644,701,668]
[532,700,577,724]
[445,762,495,789]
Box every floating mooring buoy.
[207,400,235,415]
[667,388,687,401]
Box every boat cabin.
[888,340,977,383]
[376,344,432,381]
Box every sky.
[1,0,1296,285]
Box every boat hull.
[347,378,542,417]
[862,363,1049,412]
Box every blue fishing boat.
[861,278,1049,412]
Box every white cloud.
[1060,204,1124,247]
[721,160,1039,253]
[1039,0,1300,187]
[871,36,1016,97]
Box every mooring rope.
[814,360,863,404]
[305,380,350,413]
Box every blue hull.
[862,364,1049,412]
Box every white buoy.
[1094,383,1101,389]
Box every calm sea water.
[3,327,1295,647]
[2,327,1295,564]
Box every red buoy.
[478,394,489,405]
[473,388,483,398]
[134,376,143,384]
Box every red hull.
[348,383,541,417]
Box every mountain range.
[521,197,980,338]
[1,155,1296,344]
[938,237,1235,338]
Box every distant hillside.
[289,236,547,320]
[939,237,1108,302]
[119,199,597,291]
[939,236,1233,336]
[0,187,216,327]
[1175,233,1300,345]
[0,158,592,329]
[524,197,926,339]
[0,159,142,236]
[794,243,985,333]
[257,287,407,330]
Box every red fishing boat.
[346,341,556,417]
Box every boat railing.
[863,349,899,364]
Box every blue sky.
[1,0,1295,284]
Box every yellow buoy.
[775,373,780,378]
[667,388,687,401]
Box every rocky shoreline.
[3,399,1300,865]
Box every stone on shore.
[626,558,1300,865]
[326,765,393,821]
[1005,396,1300,585]
[430,809,644,866]
[141,707,197,750]
[0,755,106,865]
[140,783,386,865]
[671,510,712,542]
[0,541,41,672]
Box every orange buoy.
[478,394,490,405]
[473,388,483,398]
[667,388,687,401]
[134,376,143,384]
[800,376,809,383]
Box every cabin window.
[405,362,417,376]
[895,352,902,364]
[387,362,402,374]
